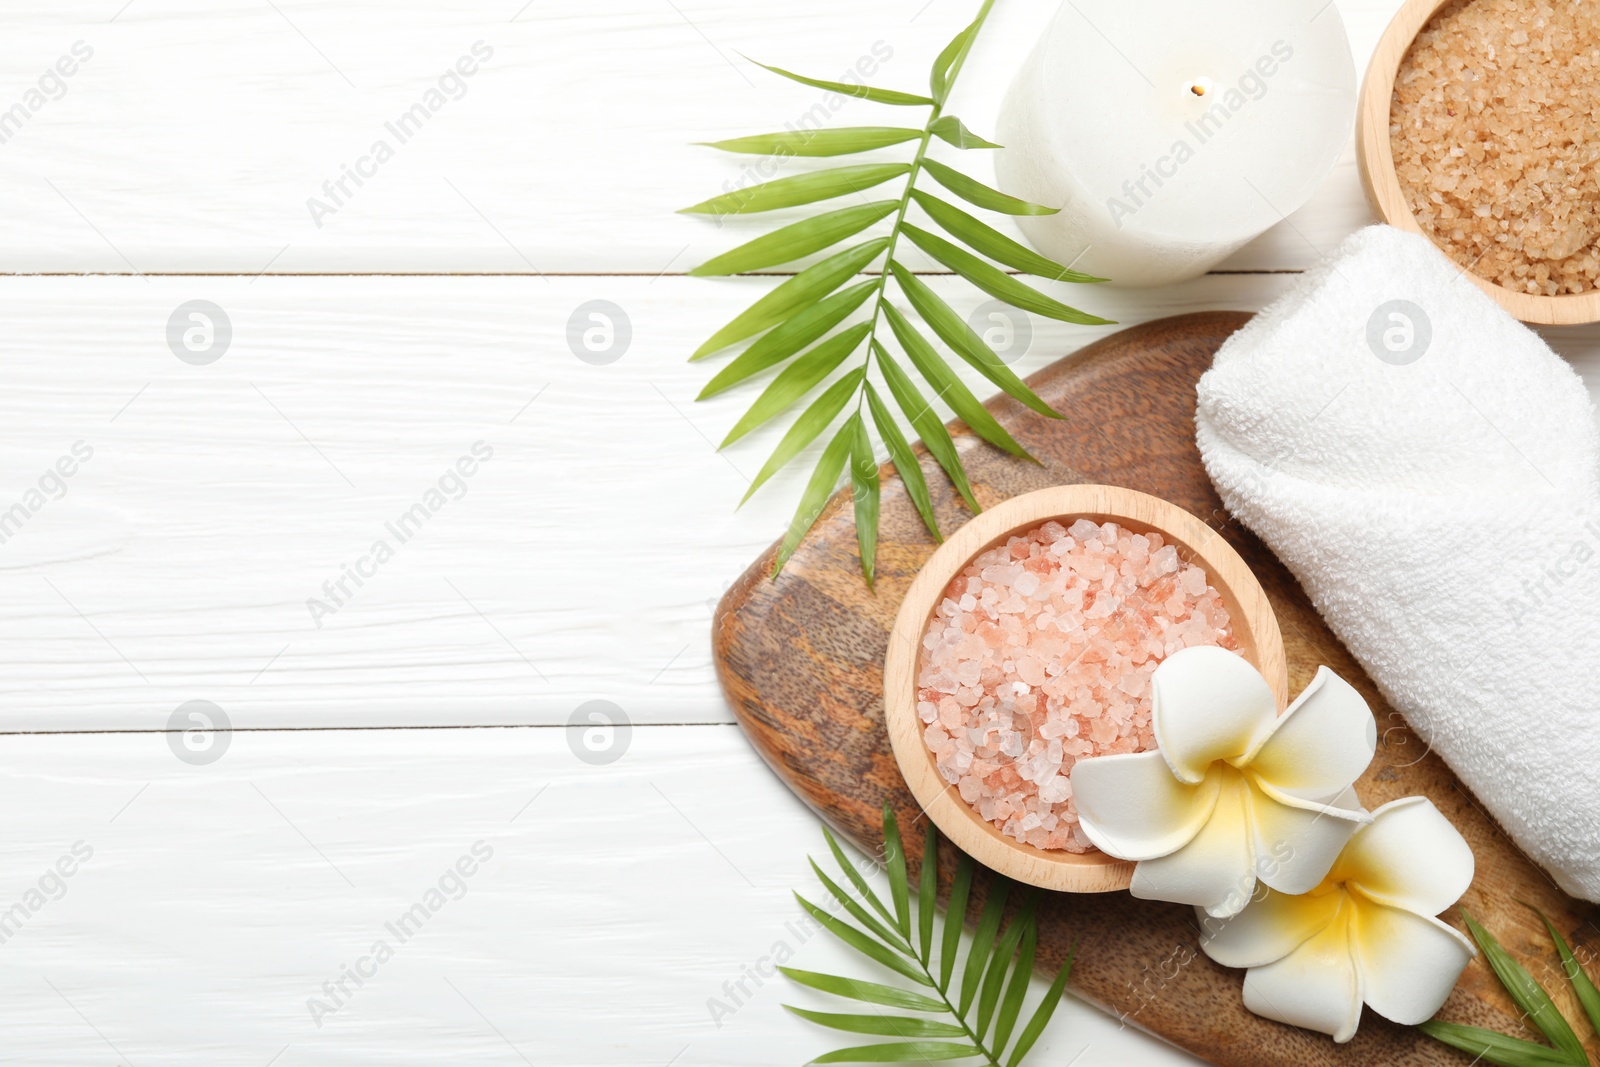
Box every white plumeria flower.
[1070,645,1377,918]
[1197,796,1476,1042]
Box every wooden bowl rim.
[883,484,1288,894]
[1356,0,1600,326]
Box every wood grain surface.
[712,311,1600,1066]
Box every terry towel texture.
[1196,224,1600,902]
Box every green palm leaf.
[691,202,897,276]
[687,0,1105,582]
[1418,1022,1580,1067]
[700,128,923,157]
[808,855,914,956]
[788,806,1076,1067]
[681,164,910,216]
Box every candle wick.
[1189,76,1213,98]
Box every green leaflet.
[882,804,912,939]
[977,896,1038,1039]
[916,821,937,965]
[690,201,897,276]
[680,164,910,216]
[823,826,898,929]
[929,15,980,104]
[749,58,935,107]
[1006,945,1074,1067]
[692,239,886,360]
[772,425,853,576]
[959,882,1009,1016]
[742,369,865,504]
[794,890,934,988]
[848,417,880,587]
[1531,906,1600,1037]
[700,127,923,157]
[810,1042,982,1064]
[697,279,875,393]
[904,224,1113,325]
[784,1007,966,1039]
[929,115,1000,150]
[889,260,1060,419]
[874,343,979,514]
[720,324,868,446]
[921,159,1056,215]
[807,855,913,955]
[865,382,941,543]
[1462,911,1586,1061]
[881,302,1032,459]
[939,850,974,991]
[779,968,946,1013]
[1418,1021,1582,1067]
[910,190,1104,282]
[993,924,1036,1053]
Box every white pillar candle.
[994,0,1356,287]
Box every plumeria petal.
[1244,667,1377,802]
[1197,887,1344,969]
[1073,751,1221,861]
[1130,771,1256,918]
[1352,901,1476,1026]
[1332,797,1475,916]
[1242,907,1364,1043]
[1249,782,1371,895]
[1152,646,1279,784]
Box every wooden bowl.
[883,485,1288,893]
[1357,0,1600,326]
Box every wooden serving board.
[711,312,1600,1066]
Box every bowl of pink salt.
[883,484,1287,893]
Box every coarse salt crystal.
[916,518,1239,852]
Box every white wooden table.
[7,2,1600,1064]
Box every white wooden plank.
[6,271,1600,731]
[0,725,1201,1065]
[0,0,1399,275]
[0,272,1306,730]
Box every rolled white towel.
[1196,224,1600,902]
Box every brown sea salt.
[916,519,1239,852]
[1391,0,1600,296]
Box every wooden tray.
[711,312,1600,1066]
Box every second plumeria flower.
[1070,645,1378,917]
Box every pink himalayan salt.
[916,518,1240,852]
